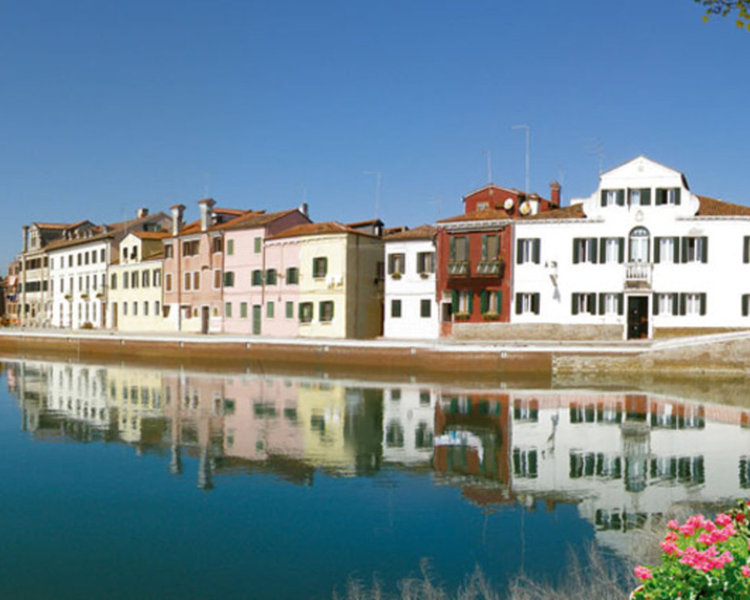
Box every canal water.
[1,357,749,599]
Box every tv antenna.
[363,170,382,218]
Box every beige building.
[109,231,170,332]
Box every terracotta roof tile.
[522,203,585,220]
[437,209,513,224]
[268,221,378,240]
[696,195,750,217]
[213,208,300,231]
[131,231,169,240]
[384,224,437,241]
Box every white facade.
[512,156,750,338]
[383,228,439,339]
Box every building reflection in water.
[6,357,750,558]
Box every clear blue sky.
[1,0,747,265]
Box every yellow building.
[267,222,384,339]
[106,364,166,444]
[109,231,172,332]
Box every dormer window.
[476,201,489,211]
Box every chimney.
[136,207,149,219]
[198,198,216,232]
[21,226,29,253]
[170,204,186,236]
[550,181,561,206]
[298,202,309,217]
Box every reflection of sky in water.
[2,358,750,598]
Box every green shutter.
[571,294,578,315]
[468,292,473,315]
[700,293,706,316]
[600,190,607,207]
[480,290,488,313]
[675,188,681,205]
[672,293,678,316]
[641,188,651,205]
[680,238,688,263]
[618,238,625,263]
[618,294,624,316]
[515,294,522,315]
[496,291,503,314]
[617,190,625,206]
[744,237,750,264]
[652,293,659,316]
[701,237,708,263]
[590,238,598,263]
[531,293,539,314]
[598,293,605,315]
[744,295,749,317]
[573,239,580,264]
[516,239,523,264]
[654,237,661,263]
[672,238,680,263]
[532,239,540,264]
[452,290,459,314]
[599,239,606,264]
[679,293,686,316]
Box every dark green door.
[252,304,261,335]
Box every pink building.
[218,207,310,336]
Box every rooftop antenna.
[363,170,382,218]
[511,124,530,193]
[585,138,605,174]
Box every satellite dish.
[519,201,531,216]
[503,198,514,211]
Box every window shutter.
[573,239,580,264]
[617,190,625,206]
[618,238,625,263]
[571,294,579,315]
[680,238,688,263]
[744,295,749,317]
[675,188,681,205]
[672,293,678,316]
[515,293,522,315]
[599,238,606,264]
[516,239,523,264]
[496,291,503,314]
[450,237,456,260]
[655,189,663,205]
[653,237,661,263]
[652,293,659,316]
[673,238,680,263]
[468,292,474,315]
[532,239,540,264]
[598,293,605,315]
[679,293,686,316]
[600,190,607,207]
[588,293,596,314]
[744,237,750,264]
[452,290,459,313]
[701,237,708,263]
[532,293,540,315]
[641,188,651,205]
[700,293,706,316]
[618,294,624,316]
[480,290,488,313]
[590,238,598,263]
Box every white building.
[513,156,750,339]
[383,225,439,339]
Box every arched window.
[629,227,650,262]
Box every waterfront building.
[17,220,94,327]
[4,259,21,324]
[267,222,385,339]
[381,384,436,465]
[216,206,311,336]
[512,156,750,339]
[47,210,169,329]
[435,183,560,338]
[383,225,439,339]
[108,231,170,331]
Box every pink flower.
[742,565,750,578]
[716,513,733,527]
[634,566,653,580]
[667,519,679,530]
[680,523,696,536]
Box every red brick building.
[435,183,560,336]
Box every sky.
[0,0,747,265]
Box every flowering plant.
[632,500,750,599]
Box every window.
[85,252,89,265]
[516,238,540,264]
[481,235,500,260]
[266,301,275,318]
[224,271,235,287]
[182,240,199,256]
[601,189,624,207]
[251,270,263,286]
[416,252,435,274]
[165,273,173,292]
[388,253,405,275]
[286,267,299,284]
[213,269,222,288]
[266,269,277,285]
[123,302,128,316]
[420,299,431,318]
[142,270,150,287]
[629,227,650,263]
[144,302,149,316]
[476,201,489,210]
[656,188,681,205]
[479,290,502,314]
[601,293,623,316]
[654,237,679,263]
[253,237,261,253]
[110,273,117,290]
[681,293,706,316]
[451,290,472,314]
[682,237,708,263]
[164,244,174,258]
[184,272,191,291]
[515,292,540,315]
[153,269,161,286]
[133,302,138,316]
[193,272,200,290]
[313,257,327,278]
[286,301,294,318]
[743,295,750,317]
[571,292,596,315]
[100,249,105,262]
[628,188,651,206]
[391,299,402,318]
[299,302,313,323]
[319,301,334,322]
[213,237,223,253]
[131,272,139,288]
[240,302,248,318]
[225,302,232,318]
[654,292,678,316]
[155,301,160,315]
[449,236,469,261]
[601,238,624,264]
[91,250,97,264]
[123,273,129,289]
[572,238,597,263]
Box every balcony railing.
[447,260,469,276]
[475,259,503,277]
[625,262,652,287]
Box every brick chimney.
[136,207,149,219]
[170,204,186,236]
[198,198,216,232]
[550,181,561,206]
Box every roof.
[437,209,514,224]
[131,231,169,240]
[212,208,301,231]
[346,218,384,228]
[32,222,80,230]
[267,221,379,240]
[44,212,170,251]
[384,224,437,241]
[521,203,586,221]
[696,195,750,217]
[462,183,548,202]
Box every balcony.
[625,262,652,288]
[447,260,469,276]
[475,259,504,277]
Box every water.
[1,357,749,598]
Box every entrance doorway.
[627,296,649,339]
